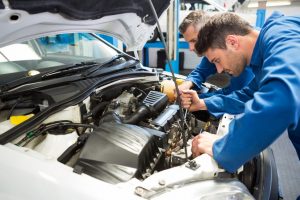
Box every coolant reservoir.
[34,131,78,159]
[0,120,15,135]
[161,79,184,102]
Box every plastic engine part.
[151,104,179,131]
[75,122,161,183]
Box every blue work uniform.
[207,12,300,172]
[186,57,254,98]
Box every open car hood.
[0,0,171,51]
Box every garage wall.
[237,1,300,17]
[146,47,201,69]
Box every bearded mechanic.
[180,12,300,172]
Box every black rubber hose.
[6,98,21,120]
[57,143,79,164]
[90,101,110,119]
[123,106,149,124]
[57,133,90,164]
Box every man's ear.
[225,35,239,50]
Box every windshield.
[0,33,119,76]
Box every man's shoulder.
[262,12,299,33]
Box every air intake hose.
[123,91,168,124]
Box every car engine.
[0,75,215,178]
[0,70,269,199]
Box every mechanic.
[177,10,254,119]
[180,12,300,172]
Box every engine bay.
[0,70,257,199]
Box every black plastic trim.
[0,71,157,144]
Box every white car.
[0,1,278,199]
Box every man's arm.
[200,67,254,99]
[203,78,257,117]
[181,78,257,117]
[180,57,216,91]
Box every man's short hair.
[195,12,252,55]
[179,10,210,34]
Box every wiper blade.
[0,55,127,94]
[41,61,99,79]
[43,54,126,78]
[0,62,98,94]
[0,74,42,94]
[43,54,127,78]
[81,54,126,77]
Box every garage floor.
[271,132,300,200]
[180,69,300,199]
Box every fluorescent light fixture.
[203,0,227,11]
[248,0,291,8]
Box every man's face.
[182,25,198,52]
[205,47,247,77]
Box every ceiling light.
[247,0,291,8]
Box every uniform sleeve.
[212,20,300,172]
[200,67,254,99]
[200,88,225,98]
[186,57,216,90]
[203,79,257,117]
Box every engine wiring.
[15,120,96,147]
[147,0,189,161]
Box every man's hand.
[180,89,207,112]
[174,81,193,99]
[178,81,193,92]
[191,132,221,157]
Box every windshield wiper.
[0,55,125,94]
[80,54,127,77]
[43,54,126,79]
[41,61,99,79]
[0,62,97,94]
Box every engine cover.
[75,122,162,183]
